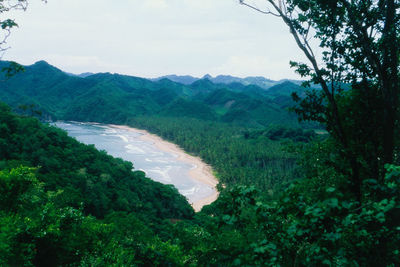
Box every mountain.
[152,73,306,90]
[0,60,304,127]
[151,74,198,85]
[78,72,95,78]
[208,75,277,89]
[64,71,94,78]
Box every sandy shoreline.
[109,124,219,212]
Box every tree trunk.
[381,0,398,169]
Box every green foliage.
[0,103,191,254]
[0,60,302,128]
[176,162,400,266]
[0,0,27,43]
[0,102,193,220]
[0,166,190,266]
[0,166,42,213]
[0,103,197,265]
[2,0,397,265]
[0,166,110,266]
[129,116,299,193]
[244,125,317,142]
[267,0,399,204]
[1,80,398,265]
[80,212,188,266]
[2,2,398,264]
[161,98,218,121]
[1,61,24,78]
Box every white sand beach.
[109,124,219,212]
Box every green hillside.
[0,60,398,266]
[0,103,195,265]
[0,60,302,127]
[1,0,399,264]
[161,98,218,120]
[0,60,315,193]
[1,102,398,266]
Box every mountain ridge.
[0,60,307,127]
[151,73,304,89]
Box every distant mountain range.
[0,60,310,128]
[151,74,304,90]
[77,72,95,78]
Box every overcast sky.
[2,0,309,80]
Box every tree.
[0,0,28,77]
[240,0,399,202]
[0,0,29,57]
[0,0,46,77]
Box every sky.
[2,0,309,80]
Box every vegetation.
[0,102,195,265]
[0,0,399,265]
[0,60,304,128]
[244,125,317,142]
[0,60,309,194]
[128,116,299,194]
[240,0,400,202]
[0,59,320,195]
[0,103,193,219]
[2,102,398,266]
[185,165,400,266]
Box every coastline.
[109,124,219,212]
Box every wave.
[125,144,145,154]
[114,134,129,142]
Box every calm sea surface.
[55,121,214,203]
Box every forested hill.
[0,60,305,127]
[1,102,398,266]
[0,102,193,219]
[0,102,195,265]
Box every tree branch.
[239,0,281,17]
[240,0,349,148]
[337,0,384,80]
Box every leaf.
[325,198,339,208]
[326,187,335,193]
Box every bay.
[55,121,216,207]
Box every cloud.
[3,0,308,80]
[211,55,294,80]
[34,54,132,75]
[142,0,168,9]
[45,55,103,68]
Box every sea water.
[55,121,214,204]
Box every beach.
[109,124,219,212]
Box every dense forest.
[1,101,399,266]
[1,0,400,265]
[0,60,306,128]
[0,102,195,265]
[0,44,399,267]
[128,116,315,194]
[1,60,399,265]
[0,60,316,193]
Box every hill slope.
[0,102,194,265]
[0,61,303,127]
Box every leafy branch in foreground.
[240,0,399,203]
[0,0,29,57]
[0,0,46,77]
